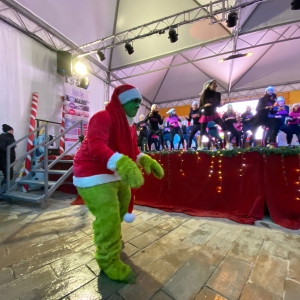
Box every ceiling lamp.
[291,0,300,10]
[125,42,134,55]
[226,11,238,28]
[168,28,178,43]
[219,52,252,63]
[96,51,105,61]
[74,61,87,75]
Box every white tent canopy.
[1,0,300,108]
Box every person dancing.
[198,79,229,149]
[165,108,184,150]
[185,101,201,150]
[222,104,241,148]
[287,103,300,145]
[136,114,149,151]
[144,104,165,150]
[268,96,292,148]
[250,86,276,147]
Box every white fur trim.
[107,152,123,171]
[136,152,146,166]
[118,88,141,105]
[73,174,121,188]
[124,213,135,223]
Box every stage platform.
[51,148,300,230]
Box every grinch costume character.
[73,84,164,283]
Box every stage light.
[96,51,105,61]
[79,77,89,89]
[226,11,238,28]
[291,0,300,10]
[125,42,134,55]
[219,52,253,63]
[168,28,178,43]
[74,61,87,75]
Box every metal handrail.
[44,119,84,148]
[5,123,48,190]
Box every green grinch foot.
[102,259,135,283]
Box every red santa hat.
[106,84,142,223]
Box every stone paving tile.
[157,217,188,231]
[0,265,57,300]
[284,279,300,300]
[51,249,94,277]
[20,265,96,300]
[215,225,243,242]
[121,222,133,232]
[160,241,202,269]
[133,212,158,225]
[86,259,100,276]
[249,254,288,297]
[13,247,73,278]
[0,267,14,285]
[194,286,228,300]
[185,223,220,245]
[239,282,281,300]
[180,217,208,230]
[125,241,171,274]
[106,293,125,300]
[260,239,289,260]
[206,236,234,254]
[64,273,126,300]
[58,229,87,243]
[119,259,176,300]
[206,255,252,300]
[69,235,94,252]
[229,235,263,264]
[162,256,215,300]
[134,216,166,232]
[129,227,168,249]
[288,252,300,282]
[158,225,194,248]
[120,242,140,260]
[122,227,144,243]
[150,290,174,300]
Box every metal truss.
[156,81,300,108]
[0,0,108,83]
[0,0,154,105]
[76,0,267,58]
[111,24,300,82]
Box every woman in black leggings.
[198,79,228,150]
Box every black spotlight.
[226,11,238,28]
[96,51,105,61]
[291,0,300,10]
[125,43,134,55]
[79,77,89,89]
[168,28,178,43]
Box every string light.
[281,155,288,186]
[208,156,214,178]
[218,157,222,192]
[167,152,171,189]
[240,153,245,177]
[197,152,200,163]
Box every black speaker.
[57,51,72,77]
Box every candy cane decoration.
[60,96,65,154]
[22,92,38,192]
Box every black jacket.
[0,132,16,164]
[186,108,201,125]
[199,89,222,116]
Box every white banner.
[64,84,89,154]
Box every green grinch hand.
[116,156,144,188]
[139,155,164,179]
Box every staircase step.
[17,180,57,186]
[3,191,43,202]
[48,160,73,163]
[34,169,68,175]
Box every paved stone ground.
[0,191,300,300]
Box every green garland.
[146,146,300,157]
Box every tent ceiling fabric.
[11,0,300,106]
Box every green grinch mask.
[122,98,141,118]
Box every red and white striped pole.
[22,92,38,192]
[59,96,65,154]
